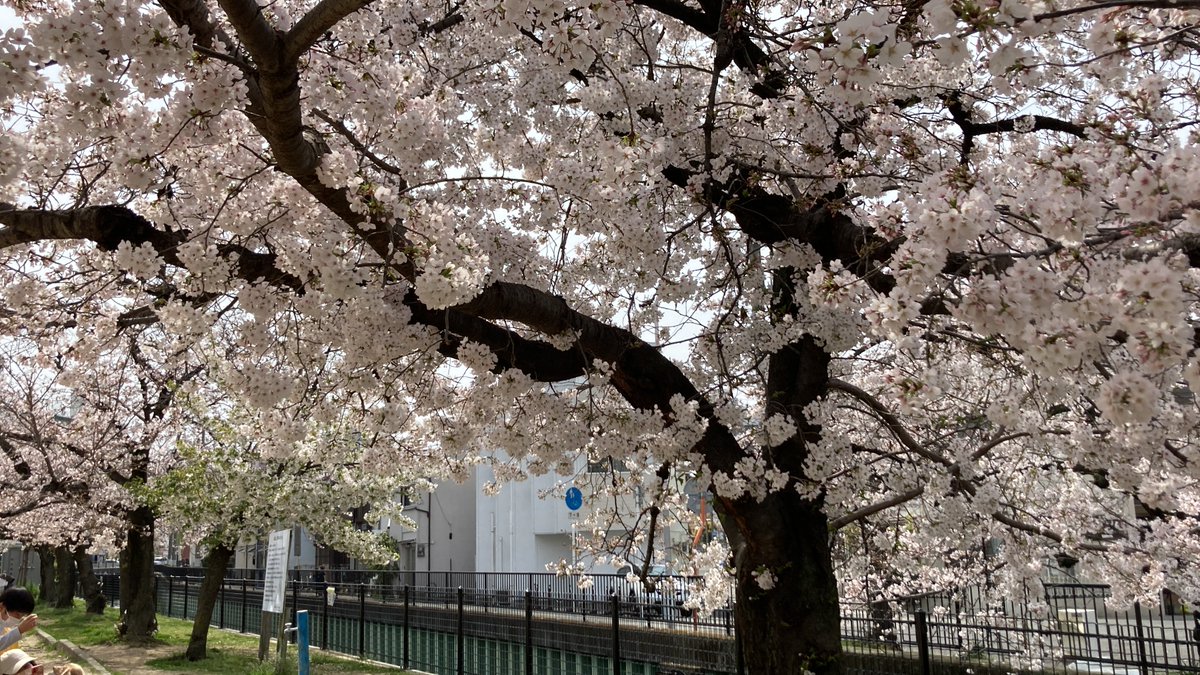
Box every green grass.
[37,605,407,674]
[36,605,127,646]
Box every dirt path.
[75,643,193,675]
[19,635,74,671]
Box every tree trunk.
[185,543,234,661]
[36,545,57,606]
[74,546,106,615]
[720,278,842,674]
[118,505,158,643]
[52,546,77,609]
[723,490,842,675]
[17,548,29,587]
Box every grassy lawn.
[37,606,407,674]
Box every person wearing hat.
[0,588,37,653]
[0,649,40,675]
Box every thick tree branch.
[216,0,321,178]
[420,10,466,35]
[660,166,899,293]
[946,95,1087,163]
[286,0,374,61]
[0,435,31,479]
[158,0,227,52]
[0,203,185,255]
[0,204,305,293]
[630,0,785,97]
[215,0,283,63]
[828,487,925,530]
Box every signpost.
[259,529,292,662]
[565,487,582,565]
[297,610,311,675]
[565,486,583,511]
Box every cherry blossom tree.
[3,0,1200,671]
[153,397,421,660]
[0,331,197,637]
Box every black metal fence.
[97,569,1200,675]
[111,570,737,675]
[843,584,1200,675]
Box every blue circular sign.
[565,487,583,511]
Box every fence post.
[359,583,366,658]
[457,586,465,675]
[219,580,226,629]
[167,576,174,618]
[322,585,329,650]
[954,599,963,650]
[1134,601,1150,675]
[915,610,932,675]
[611,592,621,675]
[735,626,744,675]
[292,576,299,625]
[241,571,248,629]
[525,589,534,675]
[241,577,247,632]
[403,585,411,669]
[183,576,189,619]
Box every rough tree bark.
[35,545,56,606]
[74,546,106,615]
[185,543,234,661]
[52,546,76,609]
[714,280,842,674]
[118,504,158,642]
[725,493,842,675]
[17,548,29,587]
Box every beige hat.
[0,650,35,675]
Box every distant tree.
[152,403,419,660]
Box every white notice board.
[261,529,291,613]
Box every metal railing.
[98,570,1200,675]
[131,573,733,675]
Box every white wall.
[392,480,477,573]
[473,460,635,574]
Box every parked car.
[618,564,692,621]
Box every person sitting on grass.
[0,588,37,652]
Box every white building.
[358,453,695,576]
[232,450,693,575]
[381,461,649,575]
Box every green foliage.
[153,403,414,565]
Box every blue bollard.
[297,610,310,675]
